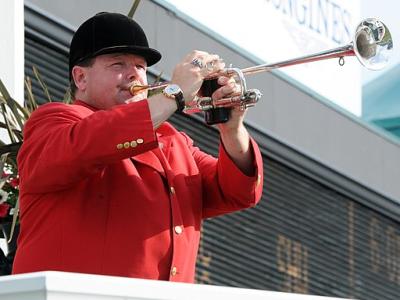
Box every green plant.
[0,79,28,241]
[0,67,56,242]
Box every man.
[13,12,263,282]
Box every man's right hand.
[171,50,225,104]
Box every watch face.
[165,84,181,95]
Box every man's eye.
[112,62,124,66]
[137,65,146,70]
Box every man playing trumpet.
[13,12,263,282]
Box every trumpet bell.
[353,18,393,70]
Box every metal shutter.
[25,37,70,103]
[171,113,400,300]
[25,6,71,104]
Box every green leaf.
[153,71,164,84]
[32,66,53,103]
[8,197,19,243]
[11,96,30,121]
[63,87,72,104]
[0,103,16,143]
[25,77,38,112]
[128,0,141,18]
[0,80,25,130]
[0,142,22,157]
[0,122,23,143]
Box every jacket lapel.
[131,151,165,177]
[130,124,175,177]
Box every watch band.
[174,92,185,113]
[163,84,185,113]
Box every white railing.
[0,271,353,300]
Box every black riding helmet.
[69,12,162,79]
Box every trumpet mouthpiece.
[129,85,148,95]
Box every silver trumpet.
[130,18,393,114]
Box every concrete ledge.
[0,271,352,300]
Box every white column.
[0,0,24,255]
[0,0,24,103]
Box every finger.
[186,50,213,67]
[184,51,225,77]
[184,51,209,70]
[212,82,240,100]
[223,81,241,94]
[203,55,225,73]
[195,60,225,79]
[217,76,235,85]
[231,106,247,114]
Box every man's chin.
[124,96,146,104]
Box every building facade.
[8,1,400,299]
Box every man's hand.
[171,50,225,104]
[213,76,255,176]
[147,50,224,128]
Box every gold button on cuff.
[137,138,144,144]
[174,226,183,235]
[123,142,130,149]
[169,186,175,195]
[171,266,177,276]
[116,143,123,150]
[130,141,138,148]
[256,174,262,187]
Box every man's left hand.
[212,76,255,176]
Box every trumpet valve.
[242,89,262,108]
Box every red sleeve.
[18,100,158,193]
[183,133,264,219]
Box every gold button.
[174,226,183,235]
[123,142,130,149]
[137,138,144,144]
[116,143,123,150]
[256,174,262,187]
[171,266,177,276]
[130,141,138,148]
[170,186,175,195]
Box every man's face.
[77,53,148,109]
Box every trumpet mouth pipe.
[129,82,169,95]
[240,45,354,76]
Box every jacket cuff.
[218,137,263,204]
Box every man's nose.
[127,66,141,81]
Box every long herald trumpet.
[130,18,393,117]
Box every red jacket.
[12,100,263,282]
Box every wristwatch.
[162,84,185,113]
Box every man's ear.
[72,66,88,92]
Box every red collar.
[73,99,99,111]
